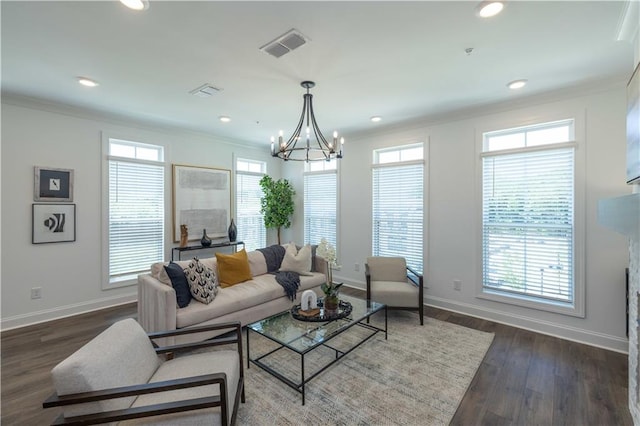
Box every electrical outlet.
[31,287,42,299]
[354,263,360,272]
[453,280,462,291]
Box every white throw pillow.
[280,243,313,276]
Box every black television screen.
[627,62,640,184]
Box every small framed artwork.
[32,203,76,244]
[34,166,74,202]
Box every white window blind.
[372,145,423,273]
[236,169,266,251]
[304,171,337,247]
[482,126,575,304]
[108,159,164,280]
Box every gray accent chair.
[42,318,244,425]
[365,256,424,325]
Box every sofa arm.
[137,274,177,346]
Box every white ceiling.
[1,1,636,145]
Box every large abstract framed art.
[172,164,231,242]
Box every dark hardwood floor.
[1,288,632,425]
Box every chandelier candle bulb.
[270,136,275,155]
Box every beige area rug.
[237,311,494,425]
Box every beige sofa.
[138,249,326,345]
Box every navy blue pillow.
[164,262,191,308]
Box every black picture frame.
[32,203,76,244]
[34,166,74,202]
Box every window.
[372,144,424,273]
[236,159,266,251]
[481,119,578,311]
[106,138,164,287]
[304,159,337,248]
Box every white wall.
[324,85,631,352]
[1,86,632,353]
[0,98,281,329]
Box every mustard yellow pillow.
[215,249,252,287]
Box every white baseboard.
[0,292,137,331]
[341,280,629,354]
[427,295,629,354]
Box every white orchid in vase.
[317,238,342,305]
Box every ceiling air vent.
[189,83,223,98]
[260,29,309,58]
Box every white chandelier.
[271,81,344,162]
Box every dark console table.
[171,240,245,261]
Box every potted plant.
[317,238,341,311]
[321,281,343,311]
[259,175,295,245]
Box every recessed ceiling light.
[370,116,382,122]
[507,79,528,90]
[477,1,504,18]
[120,0,149,11]
[219,116,231,123]
[77,77,99,87]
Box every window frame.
[476,114,585,317]
[101,134,167,290]
[371,142,425,274]
[234,157,267,251]
[304,158,339,250]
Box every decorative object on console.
[34,166,74,202]
[228,218,237,242]
[32,203,76,244]
[270,81,344,162]
[179,224,189,247]
[259,175,295,244]
[300,289,318,311]
[200,229,212,247]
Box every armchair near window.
[365,256,424,325]
[42,318,244,425]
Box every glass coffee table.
[246,294,386,405]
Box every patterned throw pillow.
[184,257,218,304]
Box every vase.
[324,296,339,313]
[228,219,237,242]
[200,229,212,247]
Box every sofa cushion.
[184,258,218,304]
[280,243,313,276]
[152,260,191,285]
[164,262,191,308]
[247,250,267,277]
[216,249,252,287]
[51,318,160,417]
